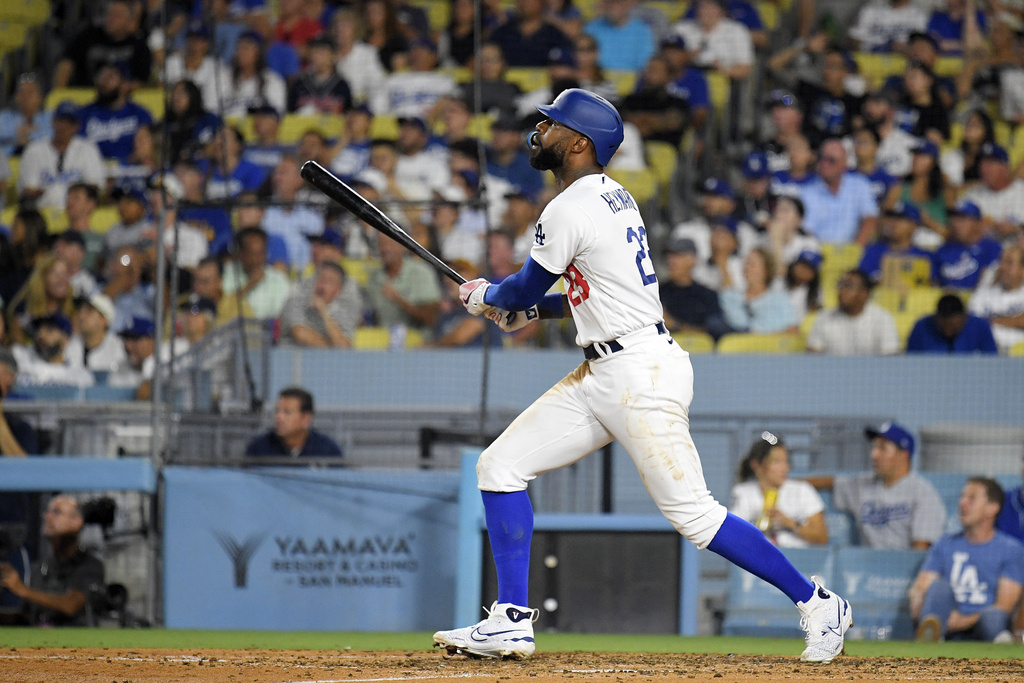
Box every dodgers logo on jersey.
[534,222,545,246]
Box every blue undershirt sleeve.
[483,256,562,311]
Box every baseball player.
[433,89,852,662]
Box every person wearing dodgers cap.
[11,313,95,388]
[65,293,128,373]
[814,420,947,551]
[933,199,1003,289]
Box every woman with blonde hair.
[5,253,76,344]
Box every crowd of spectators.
[1,0,1024,399]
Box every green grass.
[2,630,1021,660]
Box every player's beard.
[529,137,565,171]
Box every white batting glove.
[487,306,539,332]
[459,278,493,316]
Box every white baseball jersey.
[530,174,663,346]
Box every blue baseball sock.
[707,512,814,604]
[481,490,533,607]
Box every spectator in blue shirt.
[488,0,572,67]
[933,200,1002,290]
[0,74,51,157]
[244,387,343,459]
[198,124,269,200]
[584,0,655,72]
[659,34,709,131]
[906,293,998,354]
[799,138,879,244]
[241,105,291,176]
[486,112,543,197]
[858,202,933,285]
[927,0,987,55]
[853,126,899,208]
[78,62,154,164]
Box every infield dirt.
[1,649,1020,682]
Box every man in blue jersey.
[910,477,1024,642]
[78,62,154,164]
[932,200,1002,290]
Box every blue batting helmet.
[536,88,624,167]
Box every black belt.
[583,322,669,360]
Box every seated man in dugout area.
[244,387,343,460]
[0,495,105,626]
[910,477,1024,643]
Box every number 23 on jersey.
[563,225,657,308]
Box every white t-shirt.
[18,136,108,209]
[876,126,917,179]
[337,42,387,106]
[968,282,1024,353]
[964,179,1024,225]
[674,18,754,70]
[730,479,826,549]
[379,71,455,118]
[848,1,929,51]
[163,222,210,269]
[395,148,450,200]
[530,174,663,346]
[66,332,128,373]
[12,345,95,388]
[806,302,900,355]
[164,54,234,112]
[221,69,287,118]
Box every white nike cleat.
[433,601,539,659]
[797,576,853,664]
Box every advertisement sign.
[163,467,459,630]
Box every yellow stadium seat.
[575,0,601,20]
[4,156,17,206]
[1010,127,1024,170]
[933,56,963,78]
[821,243,864,273]
[706,71,731,118]
[354,326,390,349]
[606,167,659,204]
[648,1,685,21]
[892,311,920,349]
[279,113,345,144]
[42,206,68,233]
[645,140,678,207]
[872,286,904,314]
[1009,340,1024,356]
[504,68,548,94]
[799,311,818,340]
[132,88,165,120]
[89,206,120,235]
[672,331,715,353]
[994,120,1013,149]
[904,286,944,318]
[853,53,907,91]
[756,1,779,31]
[717,332,805,354]
[369,114,400,140]
[405,328,424,348]
[0,21,29,52]
[0,0,49,26]
[408,0,449,32]
[606,70,637,98]
[947,121,964,151]
[340,257,380,287]
[0,205,15,226]
[449,67,473,84]
[467,114,494,143]
[45,87,95,110]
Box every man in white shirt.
[18,102,107,209]
[964,143,1024,247]
[806,269,900,355]
[332,7,385,107]
[862,92,917,178]
[395,116,449,202]
[849,0,929,53]
[379,38,455,117]
[66,293,127,374]
[673,0,753,81]
[968,245,1024,354]
[12,314,95,388]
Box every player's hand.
[459,278,493,316]
[487,306,539,332]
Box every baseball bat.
[299,160,467,285]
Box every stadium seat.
[994,120,1013,148]
[904,287,944,318]
[722,547,832,637]
[84,385,138,402]
[798,311,817,340]
[833,547,925,640]
[853,53,906,91]
[132,88,165,120]
[933,56,963,79]
[467,114,494,143]
[671,331,715,353]
[892,311,920,349]
[606,166,659,204]
[1009,340,1024,357]
[340,258,380,287]
[716,332,805,354]
[42,206,69,233]
[504,68,547,94]
[369,115,400,140]
[820,243,864,273]
[408,0,449,31]
[279,114,345,144]
[606,70,637,98]
[354,326,390,349]
[44,87,95,110]
[706,71,730,120]
[89,206,121,235]
[0,21,30,55]
[644,140,678,207]
[756,1,779,30]
[0,0,49,26]
[872,286,903,315]
[0,205,15,227]
[825,510,856,546]
[6,156,18,204]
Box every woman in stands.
[940,108,993,199]
[896,139,948,247]
[730,432,828,549]
[573,33,620,105]
[0,209,49,310]
[4,253,75,345]
[224,31,287,118]
[719,246,799,334]
[162,80,219,167]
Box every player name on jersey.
[600,187,638,214]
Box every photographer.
[0,495,104,626]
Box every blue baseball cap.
[698,177,734,198]
[119,316,156,338]
[54,100,80,121]
[546,46,576,68]
[186,20,211,40]
[308,228,344,249]
[33,313,73,337]
[742,150,770,180]
[239,29,264,46]
[114,185,149,206]
[884,201,921,223]
[794,250,823,269]
[980,142,1009,164]
[195,115,224,146]
[949,199,982,219]
[710,217,738,235]
[912,138,939,158]
[865,421,915,457]
[178,293,217,316]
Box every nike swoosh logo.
[470,627,529,642]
